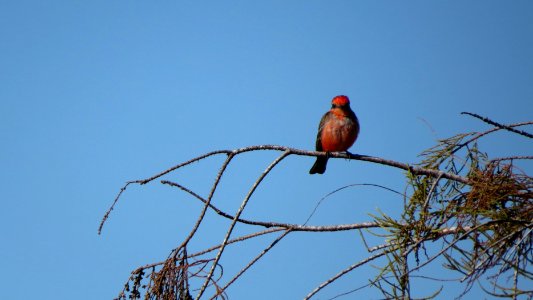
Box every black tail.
[309,157,328,174]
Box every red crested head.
[331,95,350,107]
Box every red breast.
[319,107,359,152]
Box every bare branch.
[161,179,380,232]
[422,173,443,213]
[98,180,139,235]
[304,250,390,299]
[304,183,405,225]
[196,150,291,299]
[348,153,470,184]
[490,155,533,163]
[140,149,233,185]
[189,228,286,259]
[173,153,236,259]
[99,145,472,234]
[211,230,293,299]
[452,121,533,155]
[128,228,286,277]
[461,112,533,139]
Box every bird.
[309,95,360,174]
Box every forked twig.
[172,153,235,259]
[210,229,293,299]
[196,150,291,299]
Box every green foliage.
[368,132,532,299]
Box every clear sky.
[1,1,532,299]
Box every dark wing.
[347,108,360,137]
[315,111,332,151]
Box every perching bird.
[309,95,360,174]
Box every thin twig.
[161,179,380,232]
[305,225,482,299]
[422,173,443,213]
[128,228,286,276]
[196,150,291,299]
[304,250,390,299]
[407,223,494,274]
[326,274,455,300]
[189,228,285,259]
[459,226,530,283]
[461,112,533,139]
[452,121,533,155]
[140,150,232,184]
[490,155,533,163]
[98,180,140,235]
[172,153,236,259]
[304,183,404,225]
[211,229,293,299]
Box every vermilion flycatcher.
[309,95,360,174]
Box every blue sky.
[1,1,532,299]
